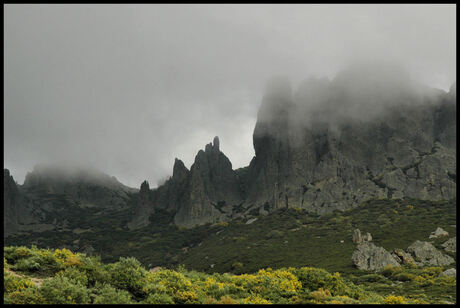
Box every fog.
[4,4,456,188]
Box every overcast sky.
[4,4,456,188]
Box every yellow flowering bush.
[383,295,408,304]
[175,290,199,304]
[241,294,272,304]
[4,272,35,293]
[53,248,82,267]
[309,288,332,302]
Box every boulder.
[351,242,400,271]
[407,240,454,266]
[439,268,456,278]
[429,227,449,239]
[442,237,456,253]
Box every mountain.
[4,64,456,234]
[3,164,138,237]
[140,65,456,227]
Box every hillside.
[5,198,456,275]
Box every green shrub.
[106,257,147,297]
[395,272,415,282]
[290,267,364,299]
[143,292,175,304]
[57,267,89,286]
[92,283,134,304]
[356,274,387,283]
[266,230,284,239]
[79,255,110,287]
[4,287,45,304]
[13,257,41,272]
[38,276,91,304]
[4,246,33,263]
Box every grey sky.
[4,4,456,188]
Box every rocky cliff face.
[149,65,456,227]
[239,69,456,216]
[150,137,244,227]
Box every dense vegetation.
[3,246,455,304]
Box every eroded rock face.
[407,240,454,266]
[351,242,400,271]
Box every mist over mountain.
[5,63,456,233]
[4,4,455,188]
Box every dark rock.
[174,138,244,227]
[127,180,155,230]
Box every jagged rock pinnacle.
[140,180,150,194]
[172,158,189,182]
[213,136,220,151]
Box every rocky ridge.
[143,65,456,227]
